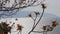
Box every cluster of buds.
[17,24,23,31]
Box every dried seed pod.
[34,11,40,15]
[41,3,46,9]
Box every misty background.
[0,0,60,34]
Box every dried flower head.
[7,26,12,30]
[52,21,58,27]
[41,3,46,9]
[28,14,32,17]
[17,24,23,31]
[34,11,40,15]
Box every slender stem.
[28,8,45,34]
[33,15,37,27]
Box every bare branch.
[0,0,41,11]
